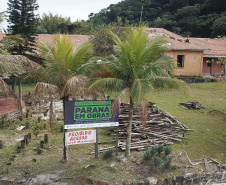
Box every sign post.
[95,128,98,159]
[64,100,119,160]
[65,100,119,129]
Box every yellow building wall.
[165,51,203,76]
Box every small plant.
[155,145,164,156]
[142,150,152,161]
[164,146,172,156]
[149,146,157,157]
[103,149,113,160]
[0,118,8,129]
[33,122,43,137]
[153,157,163,168]
[163,156,172,169]
[142,145,173,170]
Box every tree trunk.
[125,96,134,157]
[18,78,22,107]
[18,78,23,119]
[49,92,53,131]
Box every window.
[177,55,184,67]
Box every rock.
[23,174,67,185]
[110,162,116,167]
[116,154,127,163]
[147,177,158,185]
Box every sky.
[0,0,122,30]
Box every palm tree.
[37,34,93,105]
[36,34,93,161]
[89,26,185,157]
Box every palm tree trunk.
[125,96,134,157]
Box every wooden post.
[21,140,25,149]
[44,134,49,144]
[17,146,21,153]
[40,140,44,148]
[25,122,29,129]
[37,148,42,154]
[24,135,29,145]
[95,128,98,159]
[38,117,41,123]
[0,140,3,149]
[116,127,119,156]
[28,133,32,139]
[61,125,64,132]
[18,78,22,106]
[63,129,67,161]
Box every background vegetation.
[88,0,226,38]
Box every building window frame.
[177,55,184,68]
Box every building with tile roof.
[190,38,226,75]
[147,28,208,76]
[1,30,225,76]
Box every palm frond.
[0,55,40,77]
[149,76,186,92]
[70,40,93,71]
[62,75,88,98]
[111,87,130,118]
[89,78,126,92]
[34,82,59,96]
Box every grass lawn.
[0,81,225,183]
[149,82,226,164]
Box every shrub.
[142,145,173,170]
[103,149,114,160]
[155,145,164,156]
[142,150,152,161]
[163,146,172,156]
[163,156,173,169]
[153,157,163,168]
[33,122,43,137]
[149,146,157,157]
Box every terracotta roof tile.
[190,38,226,57]
[146,28,208,51]
[0,33,92,49]
[37,34,93,49]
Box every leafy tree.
[37,13,94,35]
[92,18,127,57]
[7,0,39,60]
[88,0,226,38]
[211,15,226,37]
[37,13,71,34]
[89,26,184,157]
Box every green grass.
[148,81,226,164]
[0,81,225,183]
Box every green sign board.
[65,100,119,129]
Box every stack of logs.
[113,102,192,152]
[179,101,206,110]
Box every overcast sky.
[0,0,122,30]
